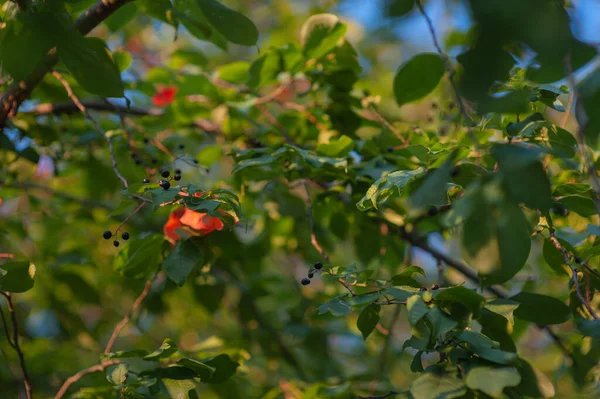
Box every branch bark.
[0,0,134,130]
[1,292,32,399]
[54,360,120,399]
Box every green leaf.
[426,307,458,340]
[317,296,352,317]
[491,144,552,211]
[391,266,426,287]
[510,292,570,325]
[301,14,347,60]
[356,168,424,211]
[575,318,600,337]
[178,358,216,380]
[0,11,64,81]
[484,299,520,324]
[163,239,204,287]
[106,363,128,386]
[102,350,149,360]
[200,354,239,383]
[317,135,355,157]
[409,154,455,211]
[394,53,446,106]
[104,3,137,32]
[357,304,380,340]
[195,0,258,46]
[150,188,181,211]
[144,338,178,361]
[58,37,124,97]
[411,365,467,399]
[114,234,165,278]
[479,309,517,352]
[407,295,429,327]
[161,378,197,399]
[410,351,424,373]
[248,52,281,89]
[466,364,521,398]
[542,238,568,275]
[456,330,518,365]
[434,286,485,317]
[0,261,35,293]
[197,145,222,167]
[512,360,555,398]
[113,50,132,72]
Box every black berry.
[574,256,582,264]
[143,138,149,144]
[130,153,137,159]
[162,181,171,190]
[308,273,314,278]
[151,158,158,164]
[314,261,323,270]
[451,166,460,177]
[143,178,150,184]
[193,160,198,164]
[431,284,439,290]
[161,170,170,178]
[113,240,120,247]
[387,146,394,153]
[301,278,311,286]
[135,159,142,165]
[419,287,427,291]
[174,174,181,181]
[122,232,130,240]
[178,144,185,150]
[175,169,181,174]
[427,207,438,216]
[103,230,112,240]
[158,180,165,186]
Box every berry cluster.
[419,284,440,291]
[143,168,182,191]
[103,230,130,247]
[301,261,323,285]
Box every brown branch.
[52,71,129,188]
[0,0,135,129]
[547,218,599,320]
[358,392,399,399]
[28,100,161,116]
[564,55,600,215]
[103,278,155,354]
[368,105,408,145]
[1,292,32,399]
[113,201,146,236]
[0,304,15,348]
[54,359,121,399]
[395,225,573,359]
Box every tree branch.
[547,217,599,320]
[52,71,130,189]
[1,292,32,399]
[0,0,135,130]
[28,100,161,116]
[54,360,121,399]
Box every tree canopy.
[0,0,599,398]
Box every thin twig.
[561,92,574,129]
[29,100,161,116]
[358,392,399,399]
[547,217,599,320]
[113,202,146,235]
[368,105,408,145]
[1,292,32,399]
[51,71,129,188]
[415,0,471,126]
[564,54,600,215]
[302,182,357,296]
[54,360,121,399]
[103,278,155,354]
[0,304,15,348]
